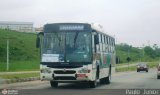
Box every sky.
[0,0,160,47]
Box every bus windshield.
[42,32,91,62]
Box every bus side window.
[104,36,106,52]
[108,37,111,53]
[99,34,102,52]
[94,34,99,45]
[106,37,108,45]
[94,34,99,53]
[106,36,108,52]
[111,38,113,53]
[98,34,101,52]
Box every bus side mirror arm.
[36,32,44,48]
[36,36,40,48]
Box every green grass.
[116,62,136,66]
[116,66,137,72]
[0,73,39,79]
[0,29,40,72]
[147,62,159,68]
[0,29,39,61]
[0,60,39,72]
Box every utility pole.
[127,47,131,70]
[128,49,129,70]
[138,45,145,62]
[2,37,16,71]
[7,39,9,71]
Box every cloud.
[0,0,37,11]
[0,0,160,46]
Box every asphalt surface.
[0,69,159,95]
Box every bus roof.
[44,23,115,38]
[91,23,115,38]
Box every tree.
[153,44,160,57]
[144,46,156,58]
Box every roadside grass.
[0,60,39,72]
[116,66,136,72]
[0,73,39,79]
[0,29,40,72]
[0,29,39,62]
[116,61,159,72]
[147,62,159,68]
[116,62,136,66]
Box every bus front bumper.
[40,73,90,82]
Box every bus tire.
[89,67,99,88]
[104,67,111,84]
[96,66,99,79]
[50,81,58,88]
[89,80,97,88]
[100,78,105,84]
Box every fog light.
[41,68,51,73]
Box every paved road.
[0,69,159,95]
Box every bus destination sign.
[59,25,84,31]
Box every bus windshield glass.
[42,32,91,62]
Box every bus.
[36,23,116,88]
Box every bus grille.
[54,70,76,74]
[54,76,76,80]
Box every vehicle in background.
[157,64,160,79]
[137,63,148,72]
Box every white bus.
[36,23,116,88]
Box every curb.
[0,77,40,84]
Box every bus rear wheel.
[104,75,111,84]
[50,81,58,88]
[104,68,111,84]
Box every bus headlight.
[78,68,90,73]
[41,68,52,73]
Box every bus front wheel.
[50,81,58,88]
[89,67,99,88]
[89,80,97,88]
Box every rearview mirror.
[36,32,44,48]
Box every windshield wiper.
[74,32,79,47]
[54,32,61,46]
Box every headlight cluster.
[78,68,90,73]
[41,68,52,73]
